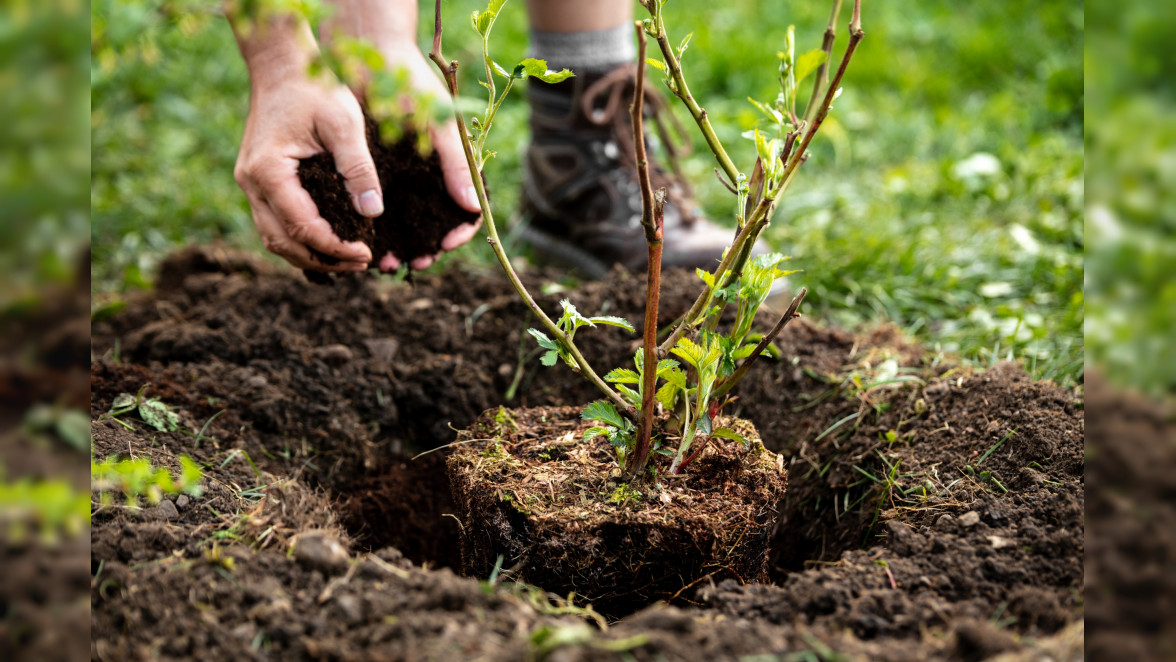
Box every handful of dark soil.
[297,117,480,280]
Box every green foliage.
[528,300,633,369]
[105,387,182,432]
[91,454,204,507]
[0,467,91,545]
[582,401,637,470]
[21,405,90,451]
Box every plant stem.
[629,21,664,478]
[803,0,843,124]
[427,0,634,420]
[713,287,807,399]
[640,2,740,188]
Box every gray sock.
[529,22,635,74]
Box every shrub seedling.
[428,0,863,479]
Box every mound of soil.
[449,407,786,617]
[89,247,1086,660]
[297,116,479,274]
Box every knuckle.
[285,222,316,246]
[261,234,291,256]
[339,159,377,183]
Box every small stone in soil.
[175,494,190,510]
[153,499,179,521]
[334,594,364,625]
[314,344,354,365]
[958,511,981,527]
[292,532,350,573]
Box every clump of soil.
[297,116,479,274]
[449,407,786,617]
[88,247,1087,660]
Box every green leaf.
[474,0,508,37]
[139,398,180,432]
[514,58,573,83]
[110,392,137,415]
[646,58,666,71]
[697,412,713,436]
[794,49,828,85]
[582,400,625,428]
[656,359,680,376]
[747,97,784,125]
[178,455,204,496]
[583,426,611,442]
[656,381,679,411]
[588,315,635,332]
[695,267,716,290]
[617,384,641,407]
[54,409,91,451]
[527,328,558,350]
[661,365,687,390]
[604,368,640,384]
[677,32,693,57]
[712,427,748,446]
[540,350,559,366]
[733,343,758,360]
[490,59,511,79]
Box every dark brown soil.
[1,249,91,661]
[88,246,1086,660]
[297,116,479,273]
[1085,374,1176,660]
[448,407,786,617]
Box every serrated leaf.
[515,57,574,83]
[527,328,559,350]
[584,426,610,442]
[540,350,559,366]
[661,365,687,390]
[139,398,180,432]
[712,427,748,446]
[604,368,640,384]
[582,400,625,428]
[646,58,666,71]
[656,381,679,411]
[588,316,635,332]
[794,49,828,84]
[697,412,713,436]
[617,384,641,407]
[696,267,715,290]
[656,359,680,376]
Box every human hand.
[235,68,379,273]
[363,44,483,271]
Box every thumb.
[320,115,384,218]
[433,120,481,213]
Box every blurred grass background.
[91,0,1084,386]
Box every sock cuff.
[529,22,636,73]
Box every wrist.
[232,13,319,92]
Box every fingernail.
[357,189,384,217]
[461,186,479,211]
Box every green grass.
[91,0,1083,386]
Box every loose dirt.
[89,246,1086,660]
[448,407,786,617]
[297,118,479,274]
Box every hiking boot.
[519,64,739,279]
